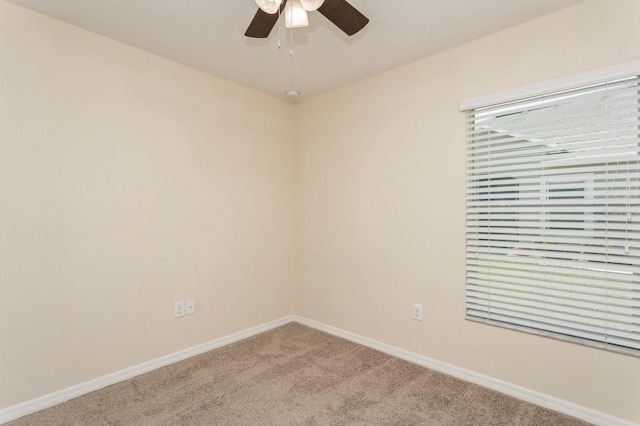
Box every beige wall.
[0,1,295,408]
[2,0,640,423]
[295,0,640,423]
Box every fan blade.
[317,0,368,36]
[245,9,278,38]
[245,0,287,38]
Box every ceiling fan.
[245,0,369,38]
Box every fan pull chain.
[277,3,281,49]
[289,4,294,56]
[290,27,294,56]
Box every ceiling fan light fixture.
[245,0,368,39]
[254,0,282,15]
[300,0,324,11]
[284,0,309,28]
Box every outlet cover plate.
[412,303,423,321]
[185,299,195,315]
[174,300,185,318]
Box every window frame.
[461,62,640,357]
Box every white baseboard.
[2,314,634,426]
[0,315,295,424]
[293,316,636,426]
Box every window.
[463,67,640,356]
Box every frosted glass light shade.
[284,0,309,28]
[255,0,282,14]
[300,0,324,11]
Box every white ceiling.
[6,0,585,101]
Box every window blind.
[465,76,640,355]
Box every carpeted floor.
[8,323,591,425]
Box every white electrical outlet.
[412,303,423,321]
[174,300,185,318]
[185,299,195,315]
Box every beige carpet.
[8,323,591,425]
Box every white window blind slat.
[466,244,637,264]
[467,116,640,146]
[467,255,640,276]
[467,308,640,351]
[467,284,640,311]
[466,305,640,349]
[466,296,640,333]
[466,262,640,284]
[466,272,637,297]
[466,164,640,183]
